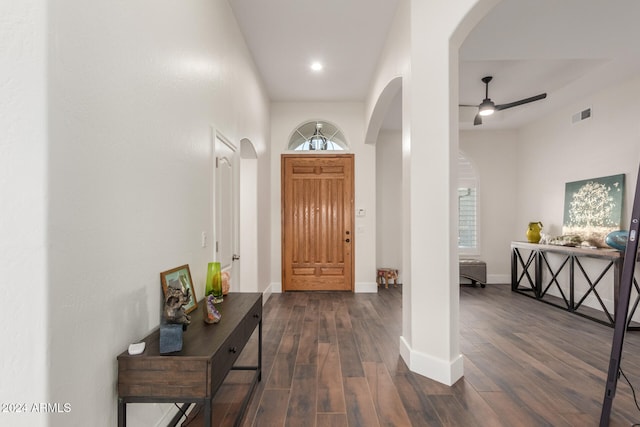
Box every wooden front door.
[282,154,354,291]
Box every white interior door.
[214,134,238,276]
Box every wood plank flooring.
[185,285,640,426]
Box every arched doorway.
[364,0,503,385]
[240,138,258,292]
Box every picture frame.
[160,264,198,314]
[562,173,625,247]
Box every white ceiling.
[229,0,640,131]
[228,0,399,102]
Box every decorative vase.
[605,230,628,251]
[221,271,231,295]
[526,221,543,243]
[205,262,223,303]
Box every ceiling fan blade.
[495,93,547,111]
[473,113,482,126]
[459,104,478,107]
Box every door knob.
[232,254,240,261]
[345,238,350,243]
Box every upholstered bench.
[459,259,486,288]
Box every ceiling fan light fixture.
[478,99,495,116]
[461,76,547,126]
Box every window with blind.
[458,187,477,249]
[458,153,478,253]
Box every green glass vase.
[205,262,223,303]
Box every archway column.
[399,0,498,385]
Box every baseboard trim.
[355,282,378,293]
[487,273,510,284]
[267,281,377,293]
[269,282,282,293]
[399,336,464,386]
[262,284,274,303]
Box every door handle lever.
[232,254,240,261]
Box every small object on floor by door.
[377,268,399,288]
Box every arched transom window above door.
[288,121,348,151]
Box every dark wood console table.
[117,292,262,427]
[511,241,640,329]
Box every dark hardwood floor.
[185,284,640,426]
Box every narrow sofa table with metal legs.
[117,293,262,427]
[511,241,639,329]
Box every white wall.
[461,74,640,316]
[15,1,640,423]
[45,1,270,426]
[0,1,48,426]
[517,75,640,241]
[515,75,640,317]
[270,102,377,293]
[376,130,403,280]
[376,127,524,284]
[377,128,518,286]
[459,129,518,283]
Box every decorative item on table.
[526,221,543,243]
[203,295,222,324]
[159,265,198,354]
[221,270,231,295]
[160,264,198,315]
[163,286,192,326]
[160,287,191,354]
[203,262,224,324]
[562,174,625,248]
[205,262,224,303]
[605,230,629,251]
[548,234,582,247]
[539,232,551,245]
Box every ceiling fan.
[460,76,547,125]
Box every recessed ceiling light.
[310,61,323,72]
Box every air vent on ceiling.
[572,108,591,124]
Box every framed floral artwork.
[562,174,625,247]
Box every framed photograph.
[160,264,198,314]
